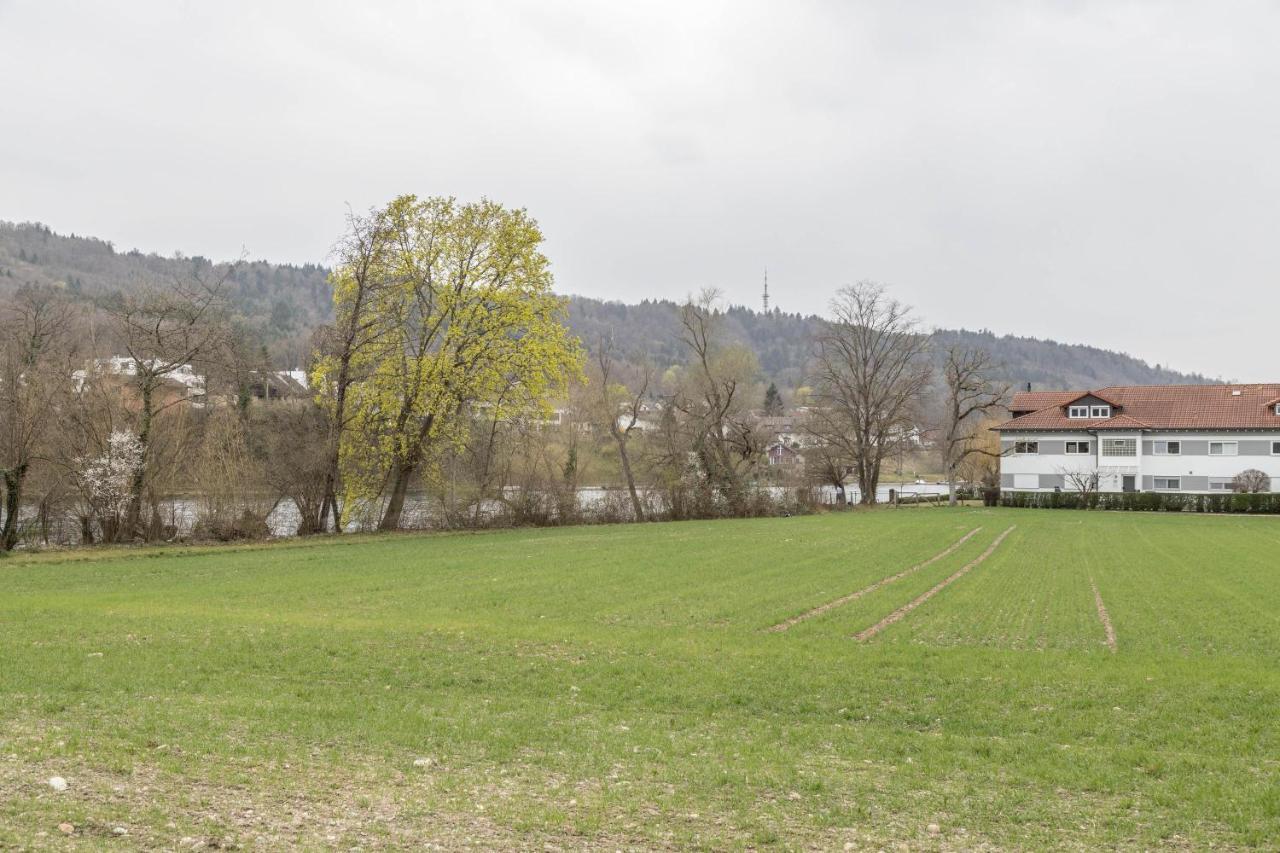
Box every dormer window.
[1068,405,1089,418]
[1274,404,1280,416]
[1090,405,1111,419]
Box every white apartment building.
[996,385,1280,494]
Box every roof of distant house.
[996,384,1280,431]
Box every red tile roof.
[1009,391,1079,412]
[997,384,1280,431]
[1080,413,1151,430]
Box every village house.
[766,441,804,467]
[245,369,309,402]
[995,384,1280,494]
[611,398,666,434]
[72,356,207,410]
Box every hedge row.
[1000,490,1280,514]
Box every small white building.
[996,385,1280,494]
[72,356,207,404]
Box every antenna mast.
[762,267,770,314]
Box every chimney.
[1025,382,1032,393]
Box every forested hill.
[0,221,1215,390]
[0,222,332,362]
[567,297,1216,391]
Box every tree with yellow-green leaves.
[313,195,583,531]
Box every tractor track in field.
[767,527,983,632]
[1090,575,1118,652]
[853,525,1016,642]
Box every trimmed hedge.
[1001,490,1280,514]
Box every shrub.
[1233,469,1270,494]
[1001,490,1280,514]
[192,509,271,541]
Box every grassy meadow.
[3,507,1279,849]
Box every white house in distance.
[995,384,1280,494]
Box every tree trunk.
[947,461,958,507]
[147,504,164,540]
[38,495,51,545]
[378,414,435,531]
[125,381,154,541]
[614,433,645,522]
[1,465,26,551]
[320,358,352,535]
[293,492,324,536]
[318,475,337,533]
[858,455,881,506]
[379,459,414,531]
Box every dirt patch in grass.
[768,527,983,632]
[1090,575,1118,653]
[854,525,1016,642]
[3,750,972,851]
[0,753,663,850]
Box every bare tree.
[445,386,525,529]
[939,346,1010,505]
[0,287,79,550]
[192,407,271,540]
[1059,467,1100,505]
[807,282,932,505]
[591,335,651,522]
[251,401,332,534]
[672,289,764,513]
[1232,469,1270,494]
[312,206,392,533]
[56,322,130,544]
[955,416,1005,503]
[803,441,852,507]
[102,273,230,540]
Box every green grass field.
[3,507,1279,849]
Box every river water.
[3,482,952,546]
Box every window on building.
[1209,478,1234,491]
[1102,438,1136,457]
[1014,441,1039,455]
[1065,441,1091,454]
[1068,405,1089,419]
[1090,405,1112,418]
[1274,404,1280,416]
[1272,441,1280,455]
[1153,440,1181,455]
[1208,441,1238,456]
[1154,477,1181,491]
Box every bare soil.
[1090,575,1118,652]
[768,526,983,632]
[853,525,1016,642]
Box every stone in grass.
[412,757,435,768]
[112,826,128,836]
[47,776,68,792]
[927,823,941,835]
[57,823,74,835]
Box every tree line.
[0,195,1011,551]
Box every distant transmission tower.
[762,267,770,314]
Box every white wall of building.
[1000,431,1280,493]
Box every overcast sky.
[2,1,1277,379]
